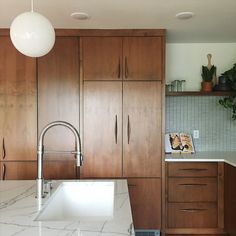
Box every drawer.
[167,203,218,228]
[168,163,218,177]
[168,177,217,202]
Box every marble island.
[0,180,134,236]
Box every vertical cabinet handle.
[118,58,121,79]
[125,56,129,78]
[127,115,131,144]
[2,163,6,180]
[115,115,118,144]
[2,138,6,160]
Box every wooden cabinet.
[81,36,163,81]
[38,37,80,161]
[0,161,37,180]
[0,36,37,161]
[123,81,162,177]
[165,162,225,235]
[81,81,162,178]
[82,81,122,178]
[128,178,161,229]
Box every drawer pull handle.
[128,184,137,188]
[2,164,6,180]
[179,183,207,186]
[2,138,6,160]
[180,208,207,212]
[114,115,118,144]
[179,168,208,172]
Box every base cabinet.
[128,178,161,230]
[165,162,225,235]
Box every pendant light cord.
[31,0,34,12]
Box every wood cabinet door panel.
[168,177,217,202]
[82,37,122,81]
[128,178,161,229]
[123,37,163,81]
[0,161,37,180]
[38,37,80,160]
[0,37,37,161]
[167,203,218,228]
[168,163,218,177]
[123,81,162,177]
[82,81,122,178]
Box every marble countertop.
[0,179,134,236]
[165,151,236,167]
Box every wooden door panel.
[82,37,122,81]
[0,161,37,180]
[38,37,80,160]
[0,37,37,161]
[82,81,122,178]
[128,178,161,229]
[123,37,163,81]
[123,81,162,177]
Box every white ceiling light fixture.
[71,12,90,20]
[10,0,55,57]
[176,12,194,20]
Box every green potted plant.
[201,54,216,92]
[219,63,236,119]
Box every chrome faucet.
[37,121,83,198]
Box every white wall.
[166,43,236,91]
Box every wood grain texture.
[38,37,80,160]
[0,161,37,180]
[123,81,162,177]
[82,37,122,81]
[128,178,161,229]
[81,81,122,178]
[224,163,236,236]
[0,36,37,161]
[123,37,163,81]
[167,202,218,228]
[168,177,217,202]
[168,163,218,177]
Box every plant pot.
[201,81,213,92]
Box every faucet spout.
[37,121,83,198]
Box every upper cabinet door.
[38,37,80,160]
[123,37,163,81]
[82,81,122,178]
[0,37,37,161]
[82,37,123,81]
[123,81,162,177]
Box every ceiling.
[0,0,236,43]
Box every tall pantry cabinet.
[80,34,165,229]
[0,37,37,180]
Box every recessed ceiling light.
[176,12,194,20]
[71,12,90,20]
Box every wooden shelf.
[166,91,232,96]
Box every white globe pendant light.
[10,0,55,57]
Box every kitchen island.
[0,179,134,236]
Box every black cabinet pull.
[179,183,207,186]
[127,115,131,144]
[179,168,208,172]
[2,164,6,180]
[118,58,121,79]
[180,208,207,212]
[125,56,129,78]
[2,138,6,160]
[115,115,118,144]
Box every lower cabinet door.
[128,178,161,230]
[0,161,37,180]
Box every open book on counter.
[165,132,195,154]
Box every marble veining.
[0,180,134,236]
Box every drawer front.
[167,203,218,228]
[168,163,218,177]
[168,177,217,202]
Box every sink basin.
[35,181,115,221]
